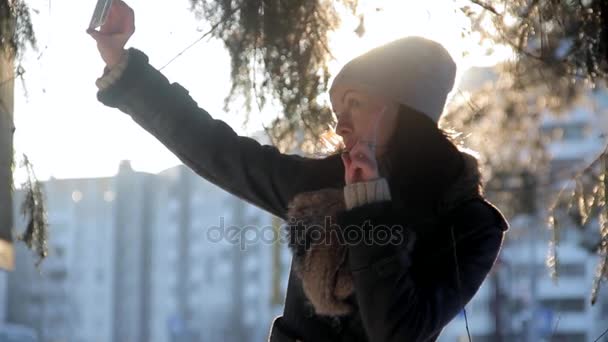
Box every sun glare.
[327,0,513,96]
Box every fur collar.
[285,150,483,316]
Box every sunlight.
[327,0,513,97]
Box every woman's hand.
[87,0,135,68]
[341,106,387,184]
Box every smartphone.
[89,0,114,30]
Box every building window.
[47,269,67,281]
[29,294,43,305]
[562,124,586,140]
[601,300,608,318]
[469,335,492,342]
[558,263,585,277]
[552,333,586,342]
[96,269,104,282]
[220,247,232,259]
[205,257,214,284]
[513,263,545,278]
[540,298,586,313]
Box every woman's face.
[330,87,399,158]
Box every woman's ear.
[373,97,398,117]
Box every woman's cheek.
[353,106,379,138]
[361,116,378,138]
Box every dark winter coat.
[96,48,509,342]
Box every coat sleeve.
[335,200,504,342]
[96,48,343,219]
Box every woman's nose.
[335,116,353,137]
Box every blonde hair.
[312,126,345,157]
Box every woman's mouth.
[343,140,356,152]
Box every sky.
[11,0,511,185]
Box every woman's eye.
[350,98,361,108]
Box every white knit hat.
[329,36,457,123]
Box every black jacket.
[96,48,509,342]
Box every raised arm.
[96,48,343,219]
[87,0,343,219]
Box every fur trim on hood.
[285,150,483,316]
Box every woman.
[88,1,509,341]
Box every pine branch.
[469,0,500,16]
[17,154,48,267]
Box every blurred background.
[1,0,608,341]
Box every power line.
[594,326,608,342]
[159,5,242,71]
[451,225,472,342]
